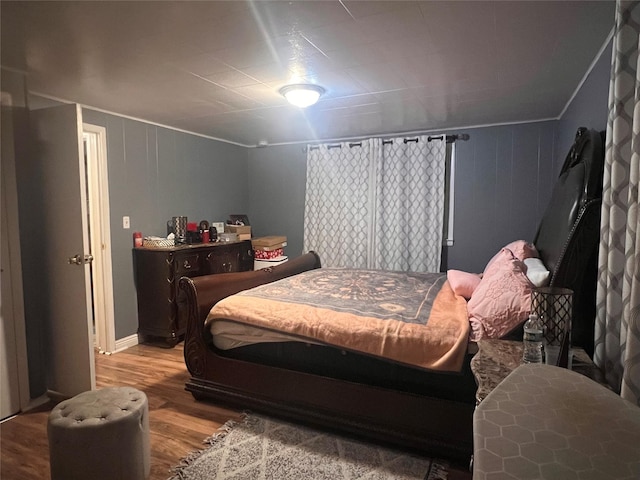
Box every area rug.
[169,413,448,480]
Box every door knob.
[68,254,94,265]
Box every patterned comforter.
[206,268,470,372]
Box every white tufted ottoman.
[473,364,640,479]
[48,386,150,480]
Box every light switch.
[123,216,130,229]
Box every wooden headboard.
[533,127,605,357]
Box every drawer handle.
[183,260,191,269]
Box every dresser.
[133,241,253,346]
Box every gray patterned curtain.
[373,136,446,272]
[304,139,375,268]
[304,136,446,271]
[594,0,640,406]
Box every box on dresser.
[132,240,253,347]
[252,236,288,264]
[225,225,251,241]
[255,248,284,260]
[254,256,288,270]
[224,225,251,235]
[251,236,286,248]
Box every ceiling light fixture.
[279,84,325,108]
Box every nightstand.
[470,339,606,404]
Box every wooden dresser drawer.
[175,252,201,276]
[205,243,244,273]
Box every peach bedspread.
[206,268,470,372]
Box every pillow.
[523,257,551,287]
[447,270,482,299]
[483,240,538,274]
[504,240,538,261]
[468,248,533,338]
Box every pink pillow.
[447,270,481,300]
[484,240,538,274]
[504,240,538,261]
[468,248,533,338]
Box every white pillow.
[524,257,550,287]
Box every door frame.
[83,124,116,354]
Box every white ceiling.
[1,1,615,147]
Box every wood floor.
[0,343,472,480]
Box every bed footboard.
[184,362,474,466]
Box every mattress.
[206,268,469,372]
[211,320,320,349]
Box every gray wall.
[82,110,250,340]
[444,122,559,272]
[555,36,612,168]
[247,144,307,258]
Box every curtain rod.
[307,133,469,151]
[427,133,470,143]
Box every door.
[31,104,95,397]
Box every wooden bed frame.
[178,127,605,467]
[180,252,477,465]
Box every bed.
[178,127,604,466]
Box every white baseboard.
[114,334,139,353]
[95,334,138,355]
